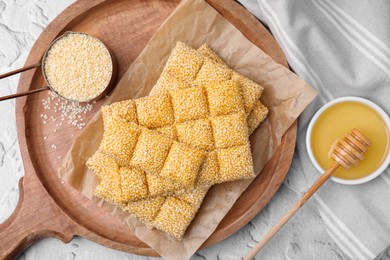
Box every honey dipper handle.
[243,163,339,260]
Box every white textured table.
[0,1,349,259]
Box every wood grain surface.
[0,0,295,259]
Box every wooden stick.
[243,129,370,259]
[0,63,41,80]
[0,86,50,102]
[243,163,339,260]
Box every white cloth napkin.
[237,0,390,259]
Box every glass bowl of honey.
[306,97,390,185]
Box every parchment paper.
[58,0,317,259]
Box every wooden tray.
[0,0,296,258]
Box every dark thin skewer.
[0,86,50,102]
[0,63,41,80]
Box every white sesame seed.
[43,33,112,102]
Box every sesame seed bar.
[196,44,269,134]
[87,152,187,204]
[197,44,267,117]
[87,43,269,239]
[88,115,206,201]
[88,80,256,204]
[87,148,209,240]
[150,42,264,115]
[102,80,255,187]
[150,42,268,135]
[247,100,269,134]
[123,186,209,239]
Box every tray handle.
[0,177,77,259]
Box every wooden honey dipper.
[243,129,371,260]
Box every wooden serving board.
[0,0,296,258]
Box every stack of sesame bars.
[87,42,269,239]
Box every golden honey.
[310,101,389,180]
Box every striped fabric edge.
[256,0,334,103]
[313,0,390,75]
[252,1,379,258]
[318,206,368,260]
[315,194,376,259]
[318,0,390,191]
[381,169,390,187]
[323,0,390,55]
[319,207,364,260]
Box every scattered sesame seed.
[40,91,95,132]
